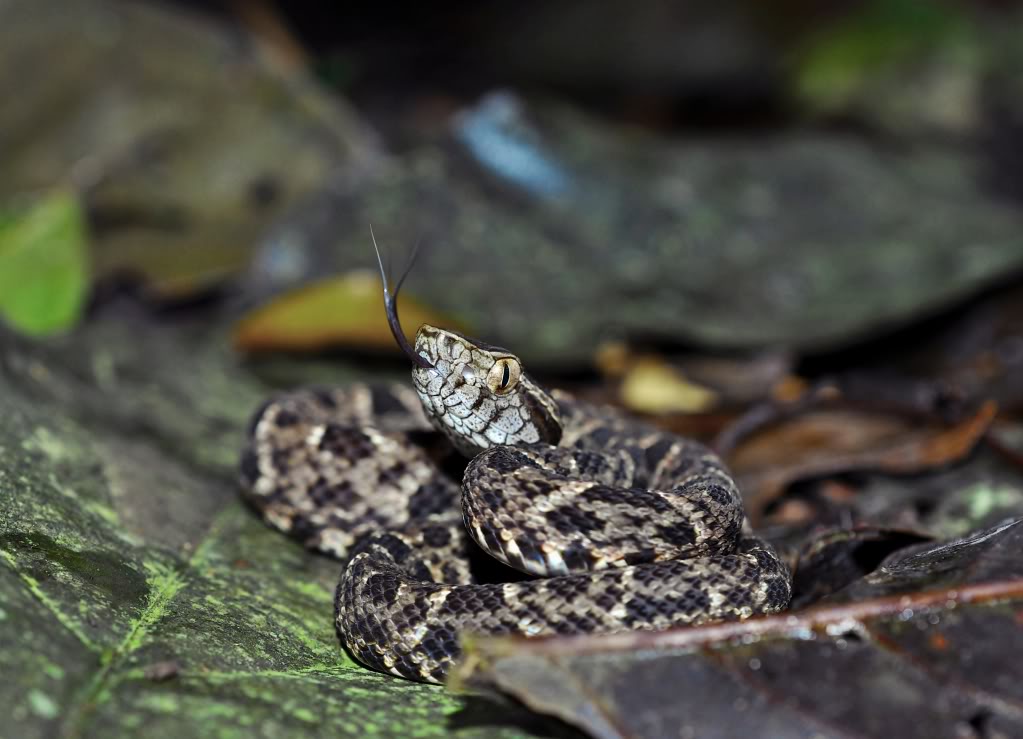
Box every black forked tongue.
[370,226,435,370]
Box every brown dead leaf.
[233,270,464,354]
[790,526,933,608]
[725,400,996,519]
[454,520,1023,739]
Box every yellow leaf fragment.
[620,356,718,414]
[234,270,464,355]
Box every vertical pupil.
[501,363,510,387]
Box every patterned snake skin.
[242,326,791,683]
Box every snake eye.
[486,358,521,395]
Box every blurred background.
[4,0,1023,539]
[7,3,1023,735]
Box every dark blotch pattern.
[244,378,791,686]
[319,424,375,461]
[657,521,696,548]
[547,505,606,536]
[482,447,532,474]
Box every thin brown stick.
[461,578,1023,662]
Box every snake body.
[241,325,791,683]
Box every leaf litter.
[6,3,1023,738]
[445,339,1023,738]
[455,520,1023,739]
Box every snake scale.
[240,251,791,684]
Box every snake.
[240,244,792,684]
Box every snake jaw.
[411,325,562,457]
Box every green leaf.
[793,0,974,112]
[0,190,89,336]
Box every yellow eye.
[486,358,521,395]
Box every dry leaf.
[233,271,463,354]
[725,401,996,518]
[455,520,1023,739]
[619,356,718,414]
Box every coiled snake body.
[241,323,791,683]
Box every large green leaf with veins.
[0,316,551,739]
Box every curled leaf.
[725,400,996,518]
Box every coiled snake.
[241,247,791,684]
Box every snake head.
[370,229,560,456]
[411,325,562,457]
